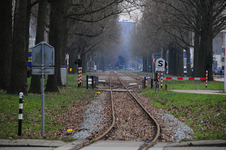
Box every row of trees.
[129,0,226,80]
[0,0,134,95]
[1,0,225,95]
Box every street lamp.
[220,30,226,92]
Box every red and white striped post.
[161,71,163,88]
[158,73,160,88]
[206,70,208,88]
[78,67,82,87]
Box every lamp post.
[221,30,226,92]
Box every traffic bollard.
[18,92,23,136]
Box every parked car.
[215,69,220,75]
[215,69,224,75]
[221,70,224,75]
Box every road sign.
[32,42,55,67]
[87,59,95,71]
[31,41,55,137]
[32,67,55,75]
[155,58,165,72]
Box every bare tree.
[29,0,48,94]
[0,0,12,90]
[149,0,226,80]
[8,0,28,95]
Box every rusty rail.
[116,74,160,147]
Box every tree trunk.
[176,48,183,76]
[185,47,191,77]
[0,0,12,90]
[143,56,147,72]
[82,52,87,73]
[8,0,28,95]
[168,43,175,75]
[200,28,213,81]
[25,0,31,81]
[29,0,47,94]
[99,55,105,71]
[193,29,200,77]
[45,0,67,92]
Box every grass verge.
[0,74,96,140]
[141,86,226,140]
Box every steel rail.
[82,72,159,148]
[83,73,116,146]
[116,74,160,147]
[94,74,116,141]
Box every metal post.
[152,56,154,88]
[66,54,69,86]
[41,44,45,137]
[78,54,82,88]
[158,72,160,93]
[224,31,226,92]
[95,76,98,86]
[161,71,163,88]
[173,80,174,90]
[18,92,23,136]
[78,66,82,87]
[92,76,94,89]
[86,75,88,89]
[220,30,226,92]
[196,80,197,90]
[206,70,208,88]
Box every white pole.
[224,32,226,92]
[41,43,45,137]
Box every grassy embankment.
[0,74,96,140]
[141,79,226,140]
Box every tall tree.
[152,0,226,80]
[8,0,28,95]
[29,0,48,94]
[0,0,12,90]
[45,0,67,92]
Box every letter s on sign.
[158,60,163,67]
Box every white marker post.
[225,32,226,92]
[221,30,226,92]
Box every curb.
[166,140,226,147]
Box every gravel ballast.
[76,73,195,142]
[72,93,106,140]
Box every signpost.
[32,42,55,137]
[155,58,165,72]
[87,58,95,72]
[66,53,69,86]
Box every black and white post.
[18,92,23,136]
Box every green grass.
[0,74,96,140]
[141,86,226,140]
[163,80,224,90]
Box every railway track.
[85,72,160,149]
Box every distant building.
[29,38,35,52]
[118,19,135,69]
